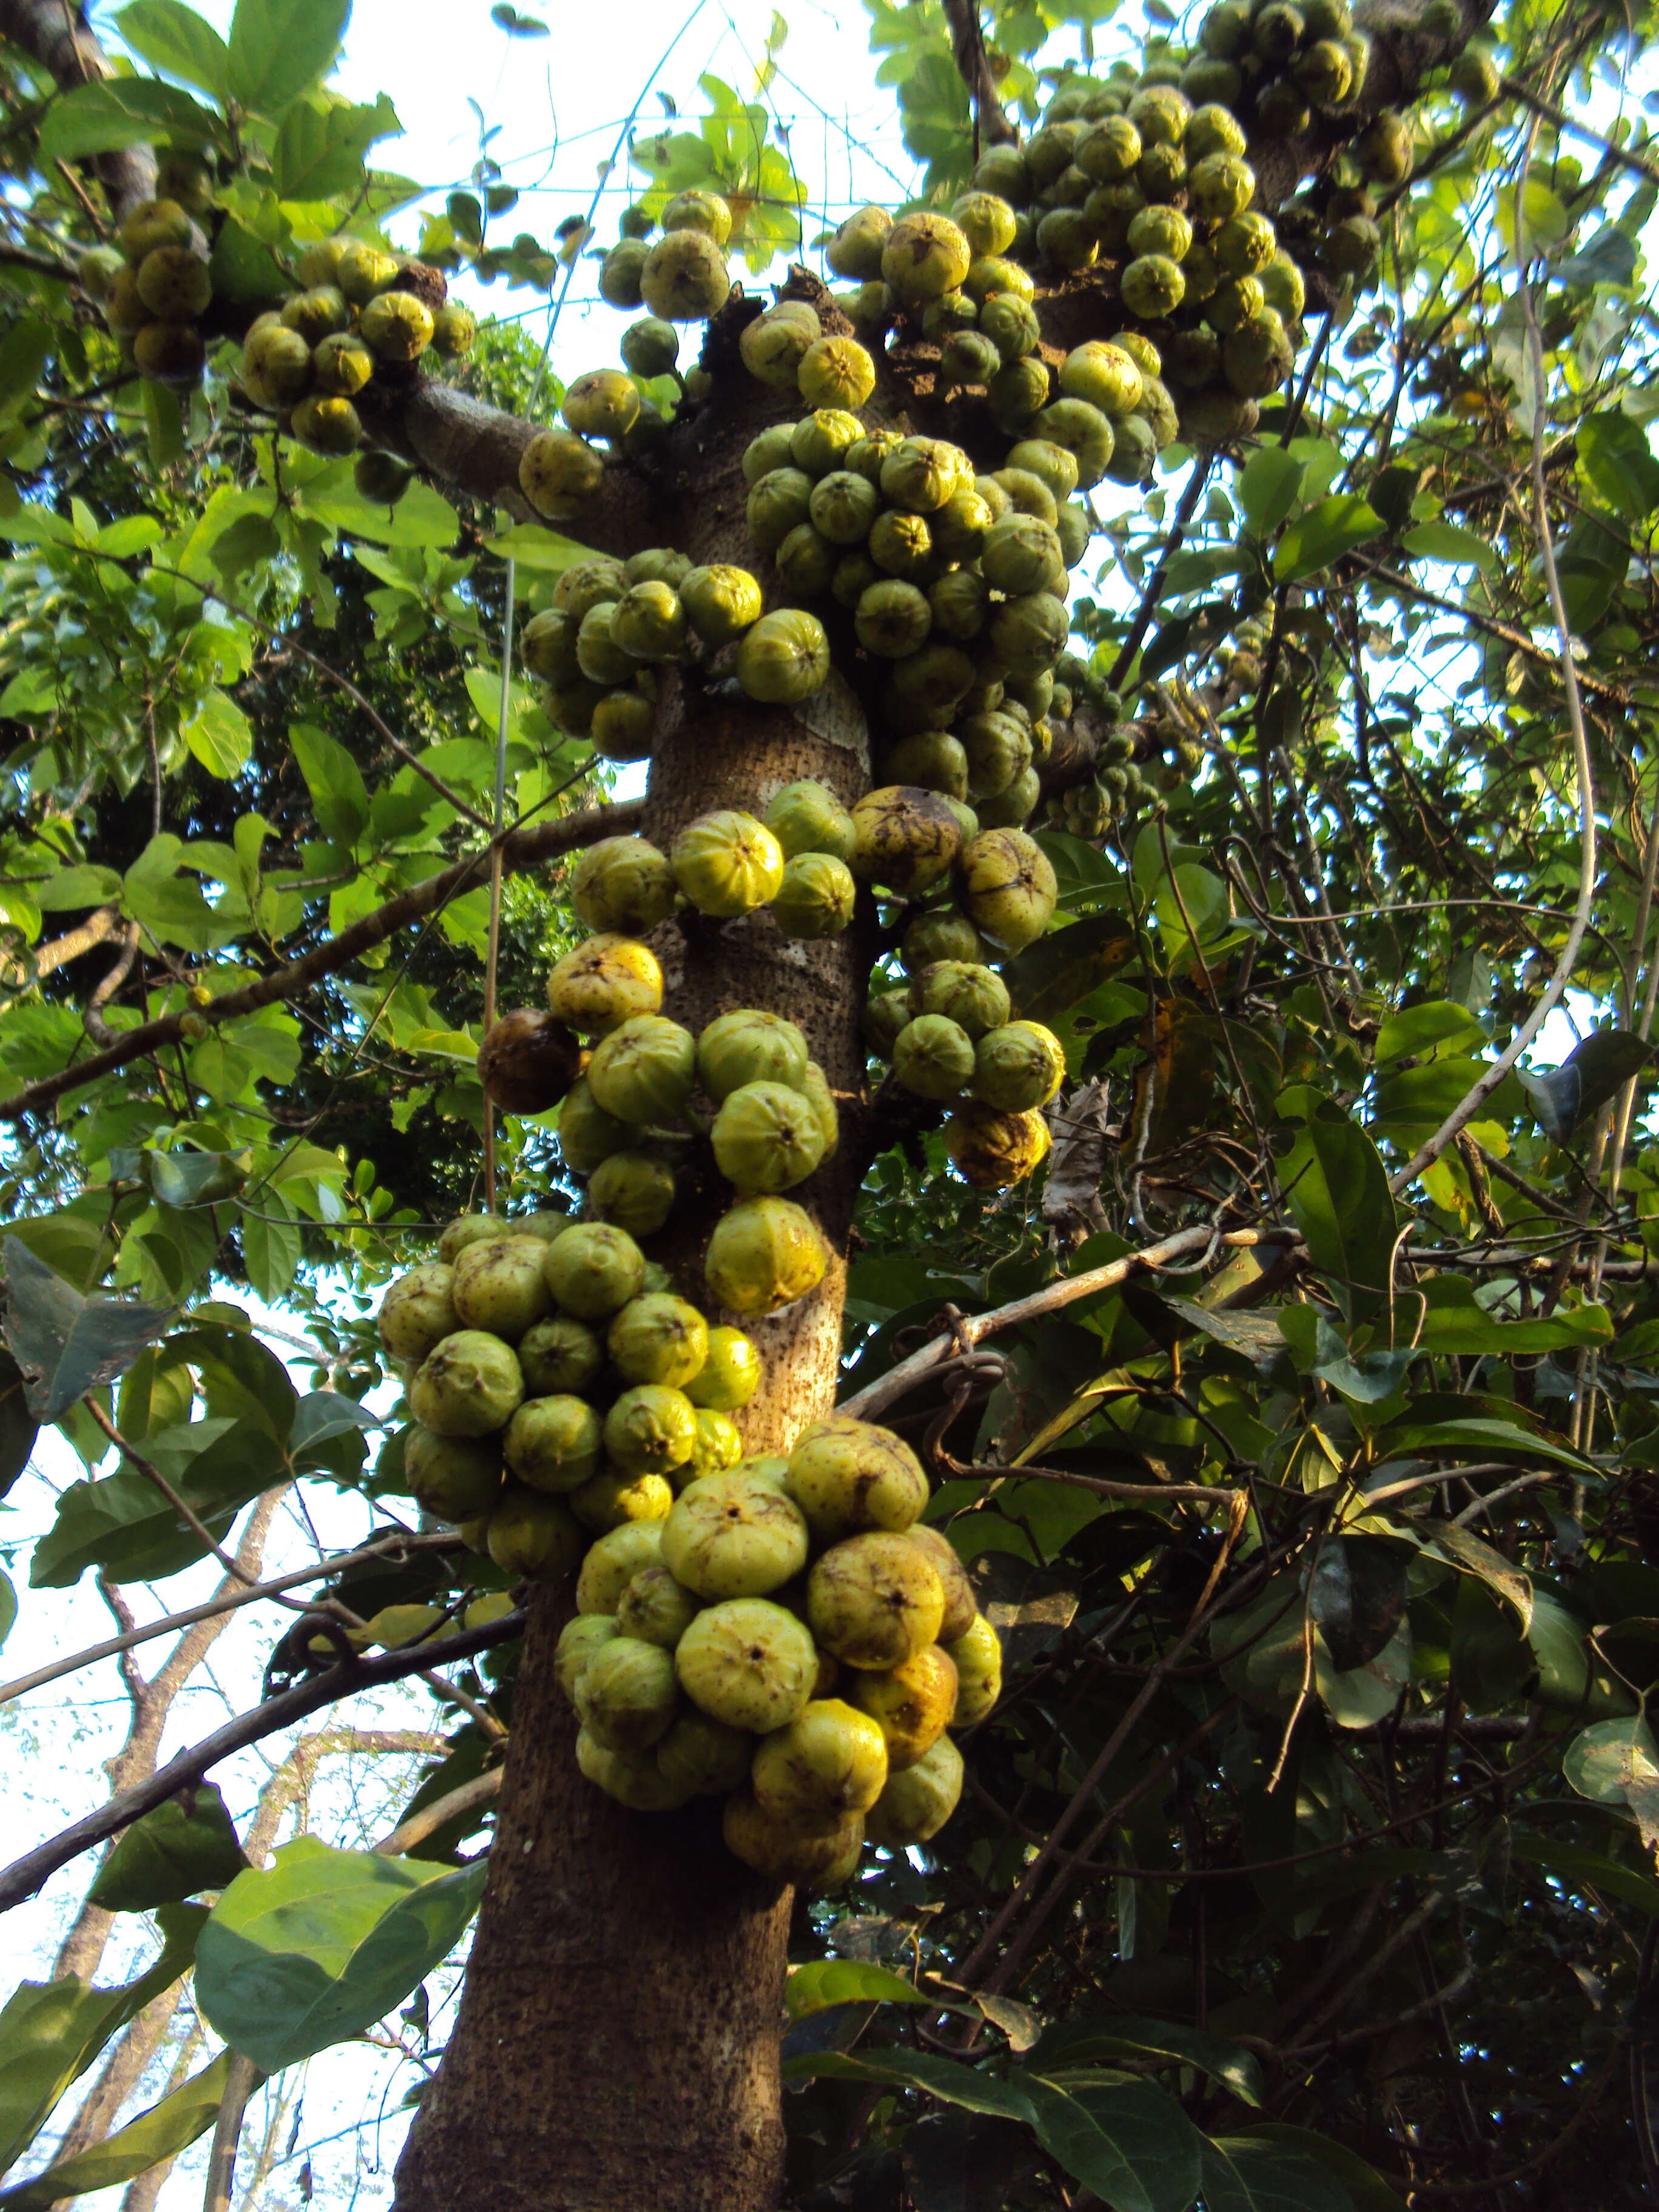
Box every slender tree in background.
[2,0,1659,2205]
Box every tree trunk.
[392,324,873,2212]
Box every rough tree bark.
[390,296,874,2212]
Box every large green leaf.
[115,0,231,97]
[0,1350,37,1502]
[87,1786,247,1914]
[0,1908,204,2177]
[1002,911,1137,1026]
[1020,2077,1205,2212]
[1509,1835,1659,1919]
[226,0,350,114]
[1519,1028,1654,1142]
[1225,2127,1406,2212]
[1,1240,172,1420]
[195,1836,488,2070]
[785,1960,929,2018]
[778,2048,1036,2122]
[1277,1120,1395,1322]
[37,78,223,161]
[1273,495,1383,581]
[1024,2016,1262,2106]
[1200,2138,1354,2212]
[30,1416,284,1587]
[0,2051,238,2209]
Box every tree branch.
[0,0,156,220]
[0,1608,525,1914]
[939,0,1017,148]
[0,798,640,1124]
[375,1766,503,1857]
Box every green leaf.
[1003,911,1138,1026]
[1509,1835,1659,1919]
[0,322,51,421]
[1,1239,173,1420]
[1411,1279,1611,1356]
[1578,410,1659,522]
[290,721,369,843]
[1227,2125,1406,2211]
[1424,1521,1532,1631]
[1380,1415,1594,1476]
[195,1836,488,2070]
[1273,495,1384,582]
[785,1959,927,2017]
[115,0,231,96]
[778,2048,1036,2122]
[0,2049,239,2210]
[183,691,253,779]
[0,1350,35,1502]
[1238,446,1305,537]
[0,1572,13,1655]
[1025,2016,1262,2106]
[144,377,186,470]
[1021,2076,1205,2212]
[33,865,124,914]
[0,1908,204,2176]
[1277,1119,1396,1322]
[87,1786,247,1913]
[227,0,350,113]
[1400,520,1499,571]
[1563,1717,1659,1845]
[30,1416,284,1587]
[1200,2138,1354,2212]
[274,93,400,199]
[1519,1028,1653,1142]
[38,77,223,161]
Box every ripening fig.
[957,829,1057,952]
[943,1610,1002,1721]
[617,1563,702,1648]
[655,1710,753,1794]
[753,1697,889,1826]
[799,1062,839,1159]
[378,1264,459,1363]
[403,1425,504,1520]
[603,1384,699,1479]
[865,1731,964,1845]
[611,579,687,662]
[544,1222,647,1320]
[688,1407,745,1481]
[846,1643,958,1768]
[337,241,399,302]
[893,1014,975,1102]
[808,1532,945,1669]
[697,1009,809,1099]
[135,244,210,321]
[911,960,1010,1039]
[503,1392,603,1493]
[662,1469,811,1599]
[674,1597,818,1731]
[712,1081,827,1193]
[517,1313,603,1397]
[119,196,195,263]
[546,933,663,1036]
[476,1007,580,1116]
[432,301,475,357]
[671,810,786,917]
[570,839,677,939]
[556,1612,620,1702]
[771,852,857,940]
[437,1214,502,1264]
[585,1015,697,1125]
[575,1520,665,1614]
[640,227,730,320]
[451,1236,554,1341]
[241,321,313,407]
[905,1526,977,1643]
[862,987,915,1058]
[409,1330,525,1438]
[290,394,360,451]
[735,611,831,706]
[798,335,876,411]
[723,1790,863,1886]
[557,1076,632,1173]
[358,288,434,361]
[783,1417,928,1544]
[569,1464,675,1533]
[564,368,641,443]
[972,1021,1066,1111]
[311,330,374,397]
[827,204,891,280]
[882,211,972,301]
[485,1484,583,1581]
[705,1196,829,1317]
[588,1151,675,1237]
[685,1325,762,1410]
[602,1296,705,1393]
[520,429,603,521]
[575,1728,692,1812]
[577,1634,679,1751]
[945,1102,1052,1187]
[740,307,817,389]
[679,562,764,645]
[849,786,962,897]
[902,910,984,972]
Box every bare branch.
[375,1766,503,1857]
[0,1607,525,1914]
[939,0,1017,148]
[0,798,641,1125]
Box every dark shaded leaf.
[1520,1028,1653,1142]
[1026,2016,1262,2106]
[0,2051,240,2209]
[1,1239,173,1419]
[87,1786,247,1913]
[1276,1121,1395,1322]
[1004,912,1137,1026]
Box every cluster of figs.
[379,1208,1000,1880]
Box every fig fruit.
[848,786,962,896]
[477,1007,579,1114]
[723,1790,862,1885]
[784,1416,928,1544]
[604,1383,699,1477]
[893,1014,975,1101]
[662,1468,811,1598]
[846,1641,958,1768]
[905,1526,978,1641]
[712,1080,828,1191]
[485,1484,582,1580]
[571,837,677,936]
[557,1076,632,1173]
[517,1313,603,1397]
[705,1196,830,1316]
[734,610,831,705]
[671,809,786,917]
[680,563,763,645]
[575,1520,664,1614]
[697,1008,809,1099]
[570,1466,675,1532]
[403,1425,504,1520]
[685,1324,762,1410]
[675,1597,818,1730]
[409,1329,525,1438]
[451,1236,554,1341]
[808,1532,945,1669]
[503,1392,603,1492]
[943,1610,1003,1721]
[945,1101,1053,1187]
[556,1612,620,1701]
[544,1221,648,1319]
[378,1264,459,1363]
[771,851,857,940]
[585,1014,697,1124]
[972,1021,1066,1111]
[577,1634,679,1750]
[655,1710,753,1794]
[546,933,663,1037]
[865,1731,963,1845]
[753,1697,889,1825]
[958,828,1057,951]
[588,1150,675,1237]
